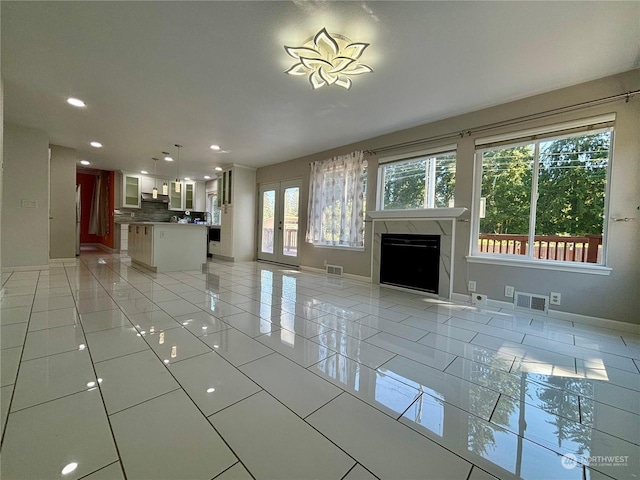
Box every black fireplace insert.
[380,234,440,294]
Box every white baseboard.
[49,258,76,264]
[451,292,639,334]
[549,309,640,335]
[451,293,472,304]
[83,243,117,253]
[299,265,372,283]
[2,264,50,272]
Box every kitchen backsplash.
[114,201,206,223]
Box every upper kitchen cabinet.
[169,181,182,211]
[140,175,158,194]
[168,180,203,211]
[122,173,141,208]
[217,169,233,207]
[184,181,195,210]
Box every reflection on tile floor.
[1,252,638,479]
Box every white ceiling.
[2,1,639,180]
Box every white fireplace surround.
[368,208,467,299]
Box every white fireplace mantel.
[369,208,466,299]
[367,207,467,221]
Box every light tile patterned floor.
[1,251,639,479]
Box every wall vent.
[514,291,549,314]
[325,264,343,277]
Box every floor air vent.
[514,292,549,314]
[325,264,343,277]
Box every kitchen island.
[125,222,207,272]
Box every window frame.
[376,144,457,211]
[469,115,615,271]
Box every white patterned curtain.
[306,151,366,247]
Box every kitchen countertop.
[119,221,210,227]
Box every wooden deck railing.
[478,234,602,263]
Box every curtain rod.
[366,89,639,156]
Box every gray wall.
[257,69,640,324]
[1,79,4,275]
[49,145,76,259]
[2,123,50,268]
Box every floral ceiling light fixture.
[285,28,373,90]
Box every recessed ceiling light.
[209,144,221,151]
[204,175,211,179]
[141,170,148,174]
[215,167,223,172]
[80,160,90,166]
[67,97,86,107]
[163,151,173,162]
[184,177,191,181]
[90,141,102,148]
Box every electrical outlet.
[130,212,135,218]
[468,280,476,292]
[505,285,515,298]
[550,292,561,305]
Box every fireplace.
[368,208,467,299]
[380,234,440,294]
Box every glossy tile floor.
[1,251,639,480]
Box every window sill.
[466,254,611,276]
[312,244,365,252]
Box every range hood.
[141,192,170,203]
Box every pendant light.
[174,144,182,193]
[161,151,170,194]
[151,158,159,199]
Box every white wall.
[49,145,76,259]
[2,123,49,268]
[257,69,640,324]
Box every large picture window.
[473,118,613,265]
[378,148,456,210]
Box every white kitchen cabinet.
[168,181,198,211]
[217,169,234,206]
[169,181,182,210]
[214,165,255,261]
[195,181,206,211]
[141,225,154,266]
[140,175,155,193]
[184,181,195,210]
[122,173,141,208]
[128,224,139,259]
[120,226,129,251]
[127,222,207,272]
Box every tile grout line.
[0,270,40,451]
[74,258,133,480]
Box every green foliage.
[382,154,456,210]
[480,132,610,236]
[536,133,609,236]
[480,146,533,235]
